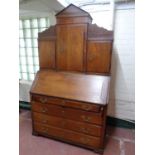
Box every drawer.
[34,122,101,148]
[31,94,100,112]
[32,102,103,125]
[33,112,102,137]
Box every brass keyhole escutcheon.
[42,120,47,123]
[81,115,91,122]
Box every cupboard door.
[39,40,55,69]
[87,41,112,74]
[56,24,86,72]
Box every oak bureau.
[30,4,113,153]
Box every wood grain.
[33,112,102,137]
[56,24,87,72]
[31,4,113,152]
[38,40,55,69]
[30,70,110,105]
[87,41,112,73]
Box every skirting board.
[19,101,135,129]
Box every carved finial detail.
[38,26,56,39]
[88,24,113,41]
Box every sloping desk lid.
[30,70,110,105]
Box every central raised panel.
[56,24,87,72]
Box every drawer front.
[34,122,101,148]
[33,112,102,137]
[31,94,100,112]
[32,102,102,125]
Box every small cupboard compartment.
[86,41,112,74]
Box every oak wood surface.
[33,112,102,137]
[34,122,100,148]
[56,24,87,72]
[30,70,110,104]
[31,102,103,125]
[87,41,112,73]
[38,40,55,69]
[32,94,101,112]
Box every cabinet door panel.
[39,40,55,69]
[56,24,86,72]
[87,41,112,74]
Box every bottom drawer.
[34,122,101,148]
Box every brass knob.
[81,115,91,122]
[40,98,47,103]
[81,127,89,133]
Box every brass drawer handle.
[80,127,89,133]
[42,120,47,123]
[42,108,47,113]
[40,98,47,103]
[42,127,48,133]
[82,105,91,111]
[81,115,91,122]
[80,137,90,144]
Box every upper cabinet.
[38,4,113,74]
[56,24,87,72]
[87,24,113,74]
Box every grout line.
[120,139,125,155]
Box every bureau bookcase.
[30,4,113,153]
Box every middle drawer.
[32,102,103,125]
[33,112,102,137]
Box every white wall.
[108,3,135,121]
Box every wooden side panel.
[86,41,112,74]
[39,40,55,69]
[56,24,87,72]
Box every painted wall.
[108,3,135,121]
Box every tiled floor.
[19,110,135,155]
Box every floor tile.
[103,137,120,155]
[124,141,135,155]
[19,110,135,155]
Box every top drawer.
[31,94,101,112]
